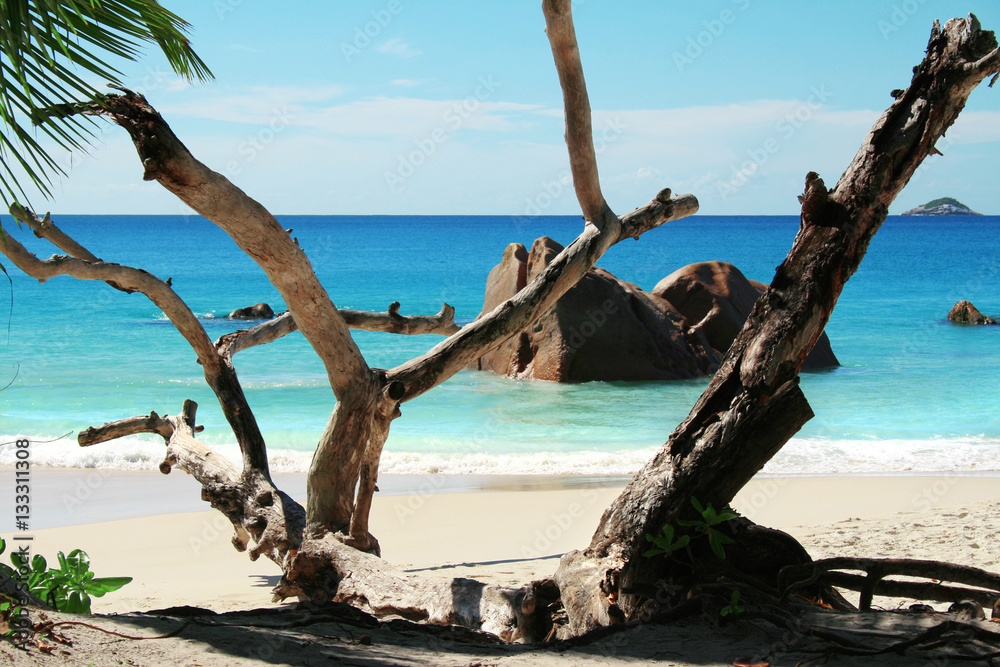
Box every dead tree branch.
[10,204,101,263]
[556,14,1000,634]
[79,86,370,404]
[542,0,610,226]
[0,220,272,475]
[78,411,187,447]
[77,400,304,565]
[14,3,994,645]
[217,302,459,360]
[388,0,699,405]
[780,558,1000,611]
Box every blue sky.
[25,0,1000,215]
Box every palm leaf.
[0,0,213,206]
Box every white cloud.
[377,38,421,59]
[946,110,1000,144]
[32,87,997,216]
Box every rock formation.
[653,261,839,370]
[473,238,718,382]
[473,243,839,382]
[901,197,983,215]
[948,300,998,325]
[229,303,275,320]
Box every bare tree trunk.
[2,0,698,632]
[555,14,1000,634]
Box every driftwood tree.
[3,0,999,645]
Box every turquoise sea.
[1,214,998,476]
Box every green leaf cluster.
[719,589,743,618]
[642,523,689,558]
[0,535,131,616]
[643,497,740,561]
[0,0,212,205]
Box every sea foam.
[2,434,998,477]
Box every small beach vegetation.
[677,497,740,560]
[0,536,131,615]
[644,497,740,563]
[642,523,690,558]
[719,589,744,619]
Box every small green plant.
[677,497,740,559]
[719,589,744,618]
[0,536,132,615]
[643,523,690,558]
[643,497,741,561]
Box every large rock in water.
[229,303,275,320]
[948,300,998,325]
[473,237,719,382]
[652,261,839,370]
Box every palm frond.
[0,0,213,206]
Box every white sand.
[13,471,999,614]
[5,471,1000,666]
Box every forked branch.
[217,302,460,360]
[77,400,305,563]
[73,87,370,403]
[0,217,270,474]
[388,0,700,402]
[557,14,1000,634]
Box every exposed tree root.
[780,557,1000,611]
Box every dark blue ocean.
[2,214,998,475]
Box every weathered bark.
[542,0,609,226]
[555,14,1000,634]
[11,205,101,263]
[77,400,301,564]
[780,557,1000,611]
[274,532,547,642]
[216,302,460,360]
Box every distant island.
[900,197,983,216]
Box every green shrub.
[0,536,131,615]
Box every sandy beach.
[5,469,1000,664]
